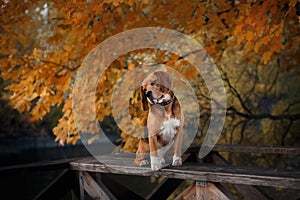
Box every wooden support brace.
[146,178,184,200]
[211,152,270,200]
[176,181,232,200]
[196,182,231,200]
[78,172,84,200]
[79,171,116,200]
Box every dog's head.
[140,71,173,111]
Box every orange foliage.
[0,0,298,148]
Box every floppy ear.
[140,86,149,111]
[172,97,181,120]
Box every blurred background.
[0,0,299,199]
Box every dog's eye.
[143,88,147,92]
[150,80,156,86]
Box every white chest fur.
[160,115,180,142]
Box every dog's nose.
[146,91,152,97]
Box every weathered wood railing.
[69,144,300,200]
[70,154,300,189]
[188,144,300,154]
[1,144,299,199]
[0,157,85,200]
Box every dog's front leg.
[135,139,150,167]
[148,105,165,170]
[172,126,183,166]
[148,135,162,170]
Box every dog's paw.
[172,155,182,166]
[150,156,162,171]
[139,160,149,167]
[159,157,165,165]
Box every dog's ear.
[140,86,149,111]
[172,97,181,119]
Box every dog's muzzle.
[146,91,155,104]
[145,91,175,107]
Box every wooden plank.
[213,182,238,200]
[70,155,300,189]
[0,156,90,171]
[188,144,300,155]
[211,152,270,200]
[78,172,84,200]
[234,185,270,200]
[82,171,111,200]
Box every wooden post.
[196,182,230,200]
[176,181,232,200]
[195,181,209,200]
[78,171,84,200]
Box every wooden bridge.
[1,144,300,199]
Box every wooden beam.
[174,184,195,200]
[234,185,270,200]
[272,188,300,200]
[78,172,84,200]
[211,152,270,200]
[188,144,300,155]
[81,171,111,200]
[94,174,118,200]
[70,155,300,189]
[213,182,238,200]
[0,156,90,172]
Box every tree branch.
[219,67,253,115]
[227,106,300,121]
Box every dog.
[135,71,184,170]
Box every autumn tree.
[0,0,299,168]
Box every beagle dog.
[135,71,184,170]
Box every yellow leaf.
[261,36,271,45]
[121,131,128,138]
[88,134,99,145]
[245,31,253,41]
[271,39,284,53]
[15,99,30,112]
[261,51,272,65]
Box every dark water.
[0,136,156,199]
[0,136,85,199]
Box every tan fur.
[135,71,184,169]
